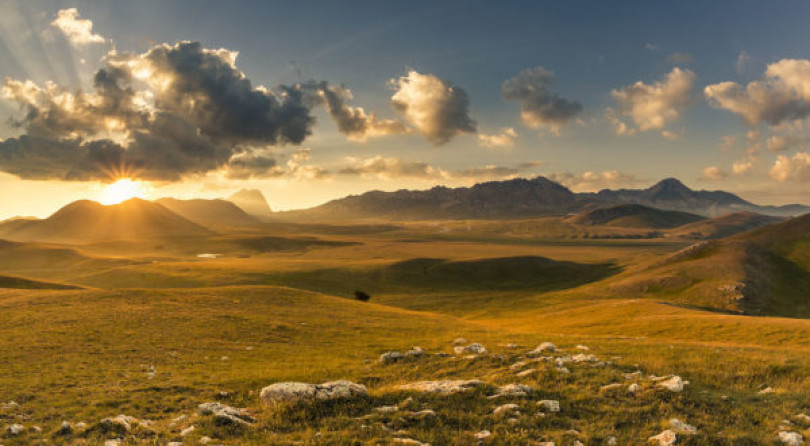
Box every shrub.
[354,290,370,302]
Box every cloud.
[667,52,694,65]
[736,50,751,75]
[645,43,658,51]
[477,127,517,148]
[546,170,645,191]
[227,149,329,180]
[501,67,582,135]
[50,8,106,47]
[769,151,810,182]
[0,41,330,182]
[732,157,755,175]
[299,81,408,142]
[389,70,476,145]
[704,59,810,126]
[720,134,737,151]
[337,156,542,181]
[701,166,728,181]
[609,67,695,137]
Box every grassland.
[0,219,809,444]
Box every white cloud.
[735,50,751,75]
[389,70,476,145]
[701,166,728,181]
[609,67,695,137]
[769,151,810,182]
[546,170,645,191]
[477,127,517,148]
[720,134,737,151]
[732,158,755,175]
[337,156,542,181]
[50,8,106,47]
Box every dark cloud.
[501,67,583,135]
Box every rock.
[572,353,597,363]
[94,415,138,436]
[575,345,590,350]
[180,425,196,436]
[516,368,537,377]
[0,401,19,411]
[199,437,213,444]
[405,346,425,357]
[670,418,697,434]
[75,422,87,431]
[648,430,677,446]
[493,403,520,417]
[628,383,641,394]
[526,342,556,357]
[656,376,686,392]
[600,383,622,392]
[197,402,255,426]
[410,410,436,420]
[6,424,23,436]
[380,351,405,363]
[537,400,560,412]
[573,441,585,446]
[475,430,492,440]
[55,421,73,436]
[375,405,399,413]
[166,443,183,446]
[796,413,810,423]
[490,383,533,398]
[624,371,643,380]
[778,431,804,446]
[607,436,618,445]
[453,338,468,346]
[538,442,556,446]
[510,361,528,371]
[759,386,774,394]
[394,438,430,446]
[556,366,571,374]
[104,440,122,446]
[455,343,487,355]
[397,380,485,395]
[505,343,517,349]
[259,380,368,405]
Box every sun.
[100,178,149,205]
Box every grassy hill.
[671,211,783,239]
[565,204,705,229]
[0,273,80,289]
[156,198,262,229]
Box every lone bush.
[354,290,370,302]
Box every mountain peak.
[650,178,691,192]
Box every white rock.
[0,401,20,411]
[197,402,255,426]
[199,436,213,444]
[180,425,196,436]
[393,438,430,446]
[104,441,122,446]
[516,368,537,377]
[6,424,23,436]
[538,442,556,446]
[572,353,597,363]
[628,383,641,394]
[624,371,643,380]
[537,400,560,412]
[527,342,556,357]
[455,343,487,355]
[405,346,425,357]
[648,429,677,445]
[778,431,805,446]
[556,366,571,374]
[573,441,585,446]
[490,383,533,398]
[510,361,528,371]
[796,413,810,423]
[575,345,590,351]
[600,383,622,392]
[670,418,697,434]
[493,403,520,417]
[397,380,485,395]
[166,443,183,446]
[607,436,617,445]
[453,337,468,346]
[475,430,492,440]
[657,376,686,392]
[759,386,774,394]
[375,405,399,413]
[260,380,368,405]
[380,351,405,363]
[55,421,73,435]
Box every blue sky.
[1,0,810,218]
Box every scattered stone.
[526,342,556,357]
[628,383,641,394]
[796,413,810,423]
[505,343,517,349]
[516,368,537,378]
[397,380,485,395]
[648,429,677,446]
[393,438,430,446]
[538,442,556,446]
[556,366,571,374]
[600,383,622,392]
[454,343,487,355]
[104,440,122,446]
[166,443,183,446]
[0,401,19,411]
[197,402,255,426]
[405,346,425,357]
[575,345,590,350]
[199,437,213,444]
[6,424,23,436]
[573,441,585,446]
[607,436,618,445]
[410,410,436,420]
[75,422,86,431]
[220,356,229,361]
[55,421,73,436]
[490,383,533,398]
[399,397,414,409]
[375,405,399,413]
[94,415,138,436]
[475,430,492,440]
[493,403,520,417]
[572,353,597,363]
[670,418,697,434]
[259,380,368,405]
[537,400,560,412]
[758,387,774,394]
[778,431,804,446]
[510,361,528,371]
[380,351,405,363]
[656,376,686,392]
[180,425,196,437]
[453,338,468,346]
[624,371,643,380]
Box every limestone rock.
[526,342,556,357]
[259,380,368,405]
[397,380,485,395]
[778,431,805,446]
[648,429,677,446]
[670,418,697,434]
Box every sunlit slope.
[670,211,783,239]
[0,272,80,289]
[0,199,214,243]
[564,204,705,228]
[156,198,262,228]
[603,213,810,317]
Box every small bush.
[354,290,370,302]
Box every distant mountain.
[670,211,784,239]
[156,198,261,228]
[610,212,810,317]
[590,178,808,217]
[227,189,273,220]
[565,204,705,229]
[0,199,214,243]
[280,177,595,220]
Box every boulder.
[380,351,405,363]
[656,375,686,392]
[7,424,23,436]
[260,380,368,405]
[628,383,641,394]
[55,421,73,436]
[197,402,255,426]
[537,400,560,412]
[493,403,520,417]
[526,342,556,357]
[490,383,533,399]
[405,346,425,357]
[397,380,485,395]
[648,430,677,446]
[778,431,804,446]
[454,343,487,355]
[670,418,697,434]
[475,430,492,440]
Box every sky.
[2,0,810,219]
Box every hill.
[591,178,808,217]
[280,177,594,221]
[565,204,705,228]
[608,213,810,317]
[671,211,784,239]
[227,189,274,220]
[0,199,214,243]
[0,272,80,289]
[156,198,262,228]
